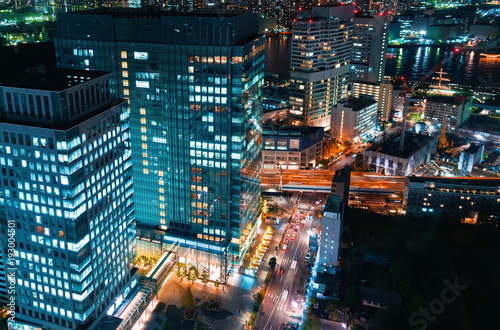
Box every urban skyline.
[0,1,499,330]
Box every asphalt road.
[256,192,327,330]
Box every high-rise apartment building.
[351,13,390,84]
[0,68,137,329]
[55,9,264,280]
[289,4,354,129]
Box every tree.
[214,279,220,288]
[195,322,210,330]
[344,285,362,308]
[182,286,196,319]
[268,257,277,270]
[177,265,186,278]
[302,306,321,330]
[188,266,199,282]
[201,271,209,285]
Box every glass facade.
[56,10,264,273]
[0,72,135,329]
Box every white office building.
[331,96,378,143]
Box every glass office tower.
[0,69,137,329]
[56,9,264,280]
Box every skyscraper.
[55,9,264,280]
[289,4,355,129]
[350,13,390,84]
[0,68,137,329]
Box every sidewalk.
[147,199,294,330]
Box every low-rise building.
[364,133,438,176]
[353,81,393,121]
[262,125,324,169]
[332,96,378,143]
[404,176,500,221]
[424,95,473,129]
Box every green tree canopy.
[188,266,199,282]
[182,286,196,318]
[344,285,362,308]
[201,271,209,285]
[268,257,277,270]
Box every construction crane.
[398,48,461,151]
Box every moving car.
[282,244,287,251]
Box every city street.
[256,192,327,330]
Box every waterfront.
[264,35,500,87]
[385,46,500,87]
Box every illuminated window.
[158,170,164,177]
[140,108,146,115]
[122,71,128,78]
[141,136,147,141]
[143,168,149,174]
[121,62,128,69]
[141,126,146,133]
[160,211,165,217]
[159,179,164,185]
[142,152,147,158]
[159,196,165,201]
[134,51,148,60]
[136,81,150,88]
[140,118,146,124]
[121,51,127,59]
[159,188,164,193]
[142,143,147,149]
[123,80,129,87]
[143,160,148,166]
[123,89,129,96]
[159,203,165,209]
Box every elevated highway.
[261,169,406,194]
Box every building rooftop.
[366,133,435,159]
[426,94,467,105]
[343,97,377,112]
[324,194,342,214]
[0,67,109,92]
[262,124,324,137]
[360,286,402,308]
[460,115,500,133]
[407,176,500,188]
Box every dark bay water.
[264,35,500,86]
